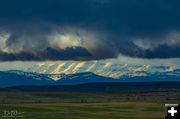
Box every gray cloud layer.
[0,0,180,61]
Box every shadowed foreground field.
[0,90,179,119]
[0,102,164,119]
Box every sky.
[0,0,180,67]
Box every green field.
[0,90,179,119]
[0,102,164,119]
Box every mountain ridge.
[26,61,180,79]
[0,70,180,87]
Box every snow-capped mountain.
[25,60,180,80]
[1,59,180,87]
[0,70,54,87]
[0,70,116,87]
[1,70,180,87]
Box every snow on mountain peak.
[25,61,179,80]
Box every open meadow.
[0,102,165,119]
[0,90,180,119]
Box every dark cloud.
[136,45,180,59]
[0,47,92,61]
[1,0,180,34]
[0,0,180,60]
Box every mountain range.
[0,68,180,87]
[26,61,180,79]
[0,60,179,87]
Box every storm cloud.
[0,0,180,61]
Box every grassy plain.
[0,90,179,119]
[0,102,164,119]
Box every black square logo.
[165,104,180,119]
